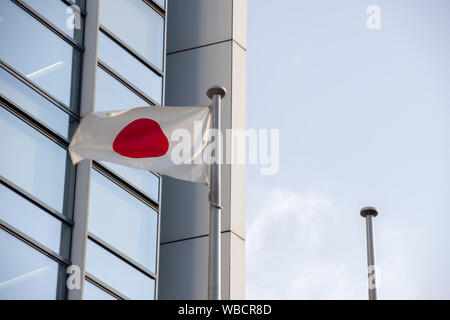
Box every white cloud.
[245,185,450,299]
[246,187,367,299]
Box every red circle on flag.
[113,118,169,158]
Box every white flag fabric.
[69,106,211,184]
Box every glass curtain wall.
[83,0,166,300]
[0,0,166,300]
[0,0,85,300]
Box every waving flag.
[69,106,211,183]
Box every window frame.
[0,0,165,300]
[0,60,79,141]
[83,163,159,300]
[12,0,86,50]
[0,0,82,300]
[2,0,84,113]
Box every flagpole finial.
[207,86,227,99]
[360,206,379,218]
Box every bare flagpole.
[207,86,226,300]
[360,207,379,300]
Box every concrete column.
[159,0,247,300]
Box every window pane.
[0,183,69,256]
[95,67,148,112]
[154,0,165,9]
[100,0,164,70]
[0,0,80,107]
[89,170,158,272]
[0,229,62,300]
[83,280,117,300]
[100,161,160,201]
[86,240,155,300]
[98,32,162,104]
[21,0,82,40]
[0,107,68,212]
[0,67,72,139]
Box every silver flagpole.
[207,86,226,300]
[360,207,379,300]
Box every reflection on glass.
[86,240,155,300]
[100,0,164,70]
[21,0,82,40]
[83,280,116,300]
[0,67,72,138]
[98,32,162,104]
[0,184,68,255]
[101,161,159,201]
[89,170,158,272]
[0,0,80,107]
[0,107,68,212]
[95,67,148,112]
[0,229,61,300]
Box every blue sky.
[246,0,450,299]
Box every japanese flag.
[69,106,211,184]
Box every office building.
[0,0,246,299]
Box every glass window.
[67,0,85,10]
[95,67,148,112]
[0,67,72,139]
[0,107,69,213]
[89,170,158,272]
[98,31,162,104]
[100,0,164,70]
[154,0,165,9]
[21,0,83,41]
[83,280,117,300]
[0,183,69,256]
[100,162,160,201]
[0,0,80,107]
[86,240,155,300]
[0,229,62,300]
